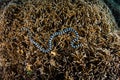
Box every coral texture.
[0,0,120,80]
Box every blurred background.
[103,0,120,28]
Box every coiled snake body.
[22,27,81,53]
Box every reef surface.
[0,0,120,80]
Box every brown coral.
[0,0,120,80]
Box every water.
[115,0,120,5]
[103,0,120,28]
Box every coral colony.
[0,0,120,79]
[22,27,81,53]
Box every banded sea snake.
[21,27,81,53]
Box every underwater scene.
[0,0,120,80]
